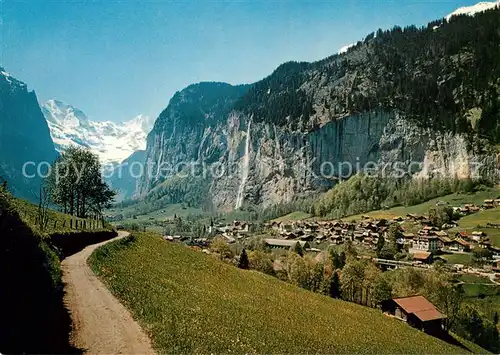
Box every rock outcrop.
[0,68,58,200]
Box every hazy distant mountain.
[0,68,58,199]
[42,99,155,167]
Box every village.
[200,198,500,272]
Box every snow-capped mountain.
[446,0,500,21]
[42,99,155,167]
[338,43,355,54]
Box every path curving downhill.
[62,231,155,354]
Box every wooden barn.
[382,295,446,334]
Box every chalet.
[489,246,500,260]
[315,234,327,242]
[437,236,453,250]
[412,251,433,263]
[402,233,415,246]
[330,235,342,244]
[234,220,251,232]
[279,223,294,234]
[471,231,487,242]
[464,204,480,213]
[412,236,439,253]
[382,295,446,334]
[483,199,495,209]
[448,239,470,252]
[374,219,388,227]
[478,239,492,249]
[407,214,425,221]
[264,239,310,249]
[421,225,438,233]
[283,232,297,240]
[442,222,458,229]
[300,234,314,242]
[434,230,448,237]
[455,231,469,240]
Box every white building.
[411,236,439,253]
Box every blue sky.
[0,0,481,123]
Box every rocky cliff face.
[139,9,500,210]
[140,102,497,210]
[0,68,58,199]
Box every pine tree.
[238,249,249,269]
[292,242,304,257]
[376,235,385,257]
[329,271,341,298]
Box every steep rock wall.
[140,109,497,210]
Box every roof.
[412,251,431,261]
[438,236,453,243]
[264,239,307,247]
[453,239,470,246]
[413,309,447,322]
[392,295,446,321]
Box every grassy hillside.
[345,188,500,221]
[13,198,111,234]
[90,233,474,354]
[0,188,76,353]
[0,187,116,353]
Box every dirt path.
[62,231,155,354]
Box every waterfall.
[235,120,251,209]
[155,132,165,178]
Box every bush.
[248,250,274,275]
[210,237,234,260]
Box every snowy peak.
[42,99,89,126]
[446,0,500,21]
[338,43,355,54]
[42,100,155,167]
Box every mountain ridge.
[42,99,155,167]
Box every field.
[441,253,476,266]
[89,232,475,354]
[449,207,500,247]
[456,274,500,298]
[345,188,500,221]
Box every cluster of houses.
[263,219,391,248]
[260,206,500,264]
[210,220,252,243]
